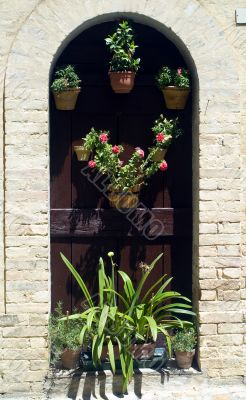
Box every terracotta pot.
[148,148,167,162]
[108,191,139,209]
[130,184,142,193]
[109,71,136,94]
[162,86,190,109]
[74,145,91,161]
[52,88,81,110]
[60,348,81,369]
[175,349,195,369]
[101,343,155,361]
[131,343,155,360]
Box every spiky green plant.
[60,252,195,392]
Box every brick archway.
[2,0,242,389]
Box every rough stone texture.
[0,0,245,396]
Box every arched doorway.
[50,20,192,312]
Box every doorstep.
[44,358,203,399]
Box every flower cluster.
[82,127,172,192]
[155,66,190,89]
[151,114,183,150]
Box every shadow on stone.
[82,372,96,399]
[67,370,83,399]
[98,371,109,400]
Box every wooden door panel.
[71,238,118,309]
[50,111,72,209]
[51,238,71,312]
[50,21,192,311]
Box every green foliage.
[151,114,183,150]
[60,251,196,391]
[174,68,190,88]
[105,20,140,72]
[155,66,190,89]
[172,326,197,352]
[83,127,110,151]
[83,127,167,191]
[48,302,84,364]
[51,65,81,92]
[155,66,173,88]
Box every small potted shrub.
[172,326,197,369]
[51,65,81,110]
[150,114,183,161]
[105,20,140,93]
[73,128,100,161]
[48,302,84,369]
[155,66,190,109]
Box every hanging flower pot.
[51,65,81,110]
[155,66,190,109]
[148,148,167,162]
[162,86,190,110]
[53,88,81,110]
[74,140,91,161]
[109,71,136,94]
[105,21,140,94]
[108,190,139,209]
[60,348,81,369]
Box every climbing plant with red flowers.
[81,118,182,193]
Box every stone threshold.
[43,359,203,399]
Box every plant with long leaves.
[105,255,195,356]
[60,252,135,392]
[60,252,195,392]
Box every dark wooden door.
[50,22,192,312]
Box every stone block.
[222,268,241,279]
[199,312,243,323]
[200,290,217,301]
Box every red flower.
[99,133,108,143]
[159,161,168,171]
[88,160,96,168]
[177,68,182,75]
[135,147,145,158]
[112,145,120,154]
[156,133,165,142]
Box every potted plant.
[48,302,84,369]
[81,128,169,208]
[105,20,140,93]
[60,251,195,392]
[73,128,101,161]
[51,65,81,110]
[155,66,190,109]
[150,114,183,161]
[172,326,197,369]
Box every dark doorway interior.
[50,21,192,312]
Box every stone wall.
[0,0,245,395]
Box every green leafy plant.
[172,326,197,352]
[51,65,81,93]
[48,302,84,364]
[105,20,140,72]
[151,114,183,150]
[83,127,171,192]
[60,251,195,392]
[156,66,190,89]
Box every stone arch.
[3,0,241,377]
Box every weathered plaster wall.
[0,0,245,395]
